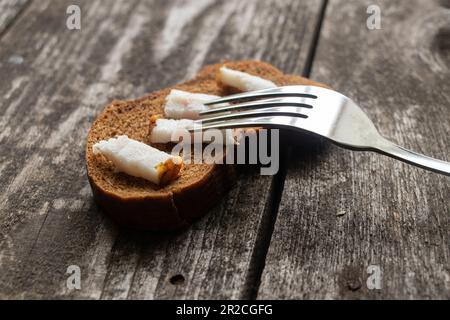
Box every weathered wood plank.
[0,0,324,299]
[0,0,29,35]
[258,0,450,299]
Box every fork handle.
[375,138,450,176]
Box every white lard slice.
[92,135,183,185]
[150,118,238,145]
[164,89,220,120]
[150,118,195,143]
[218,66,277,91]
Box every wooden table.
[0,0,449,299]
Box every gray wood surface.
[0,0,29,35]
[258,0,450,299]
[0,0,325,299]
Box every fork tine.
[187,115,306,132]
[200,97,315,115]
[205,85,319,105]
[196,107,307,124]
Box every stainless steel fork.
[190,85,450,176]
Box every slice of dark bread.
[86,60,328,231]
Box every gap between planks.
[244,0,329,299]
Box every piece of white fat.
[219,66,277,91]
[92,135,183,185]
[164,89,220,119]
[150,118,194,143]
[150,118,238,145]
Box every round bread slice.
[85,60,328,231]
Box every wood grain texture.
[0,0,324,298]
[259,0,450,299]
[0,0,29,35]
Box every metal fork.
[189,85,450,176]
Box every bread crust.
[85,60,327,231]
